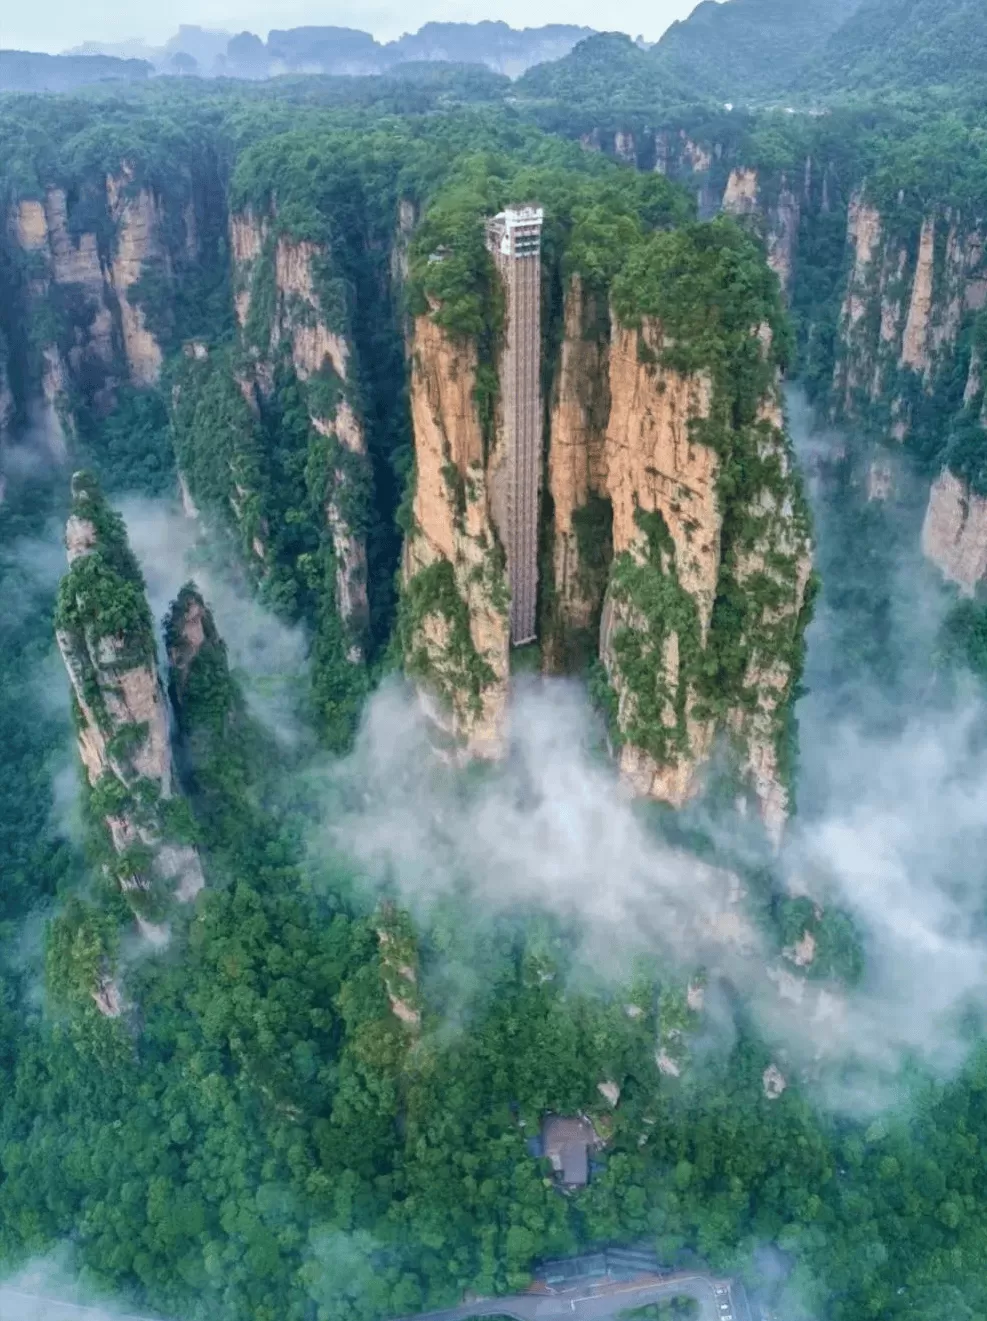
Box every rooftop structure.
[485,205,544,647]
[541,1113,599,1188]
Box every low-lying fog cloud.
[61,414,987,1113]
[312,388,987,1112]
[119,497,310,740]
[322,672,987,1110]
[0,1251,158,1321]
[0,404,67,499]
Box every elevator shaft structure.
[485,205,544,647]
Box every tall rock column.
[599,316,721,807]
[595,309,812,840]
[399,313,510,758]
[55,472,204,905]
[105,166,170,386]
[542,218,815,840]
[229,209,370,652]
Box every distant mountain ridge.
[0,49,150,92]
[65,21,596,81]
[32,0,987,101]
[517,0,983,108]
[516,0,865,108]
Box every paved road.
[399,1274,734,1321]
[0,1274,740,1321]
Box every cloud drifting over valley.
[120,497,310,740]
[321,667,987,1111]
[311,384,987,1113]
[101,407,987,1115]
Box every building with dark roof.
[541,1115,599,1188]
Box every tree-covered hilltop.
[0,467,837,1321]
[804,0,987,98]
[514,34,691,112]
[517,0,987,109]
[648,0,863,103]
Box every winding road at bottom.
[397,1273,735,1321]
[0,1273,737,1321]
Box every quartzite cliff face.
[7,167,201,424]
[605,131,987,596]
[554,283,812,839]
[831,191,987,587]
[55,474,204,911]
[834,197,986,427]
[404,262,813,839]
[545,277,611,661]
[922,467,987,593]
[218,208,371,648]
[922,343,987,593]
[400,312,510,757]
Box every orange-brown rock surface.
[901,217,936,373]
[546,278,610,649]
[722,167,759,217]
[833,197,987,442]
[55,476,204,903]
[106,169,167,386]
[605,321,720,630]
[594,313,811,836]
[835,194,884,412]
[8,170,182,405]
[401,313,510,758]
[406,270,811,838]
[922,467,987,593]
[765,181,800,295]
[228,212,370,644]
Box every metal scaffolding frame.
[486,205,544,647]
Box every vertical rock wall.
[229,209,370,648]
[400,313,510,757]
[720,168,801,297]
[599,317,721,808]
[826,191,987,587]
[404,271,813,838]
[105,168,168,386]
[55,474,204,903]
[922,467,987,593]
[834,193,987,424]
[545,277,611,658]
[595,315,812,838]
[571,124,987,599]
[6,170,194,416]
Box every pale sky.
[1,0,705,56]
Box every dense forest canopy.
[804,0,987,98]
[648,0,864,102]
[3,6,987,1319]
[517,0,987,108]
